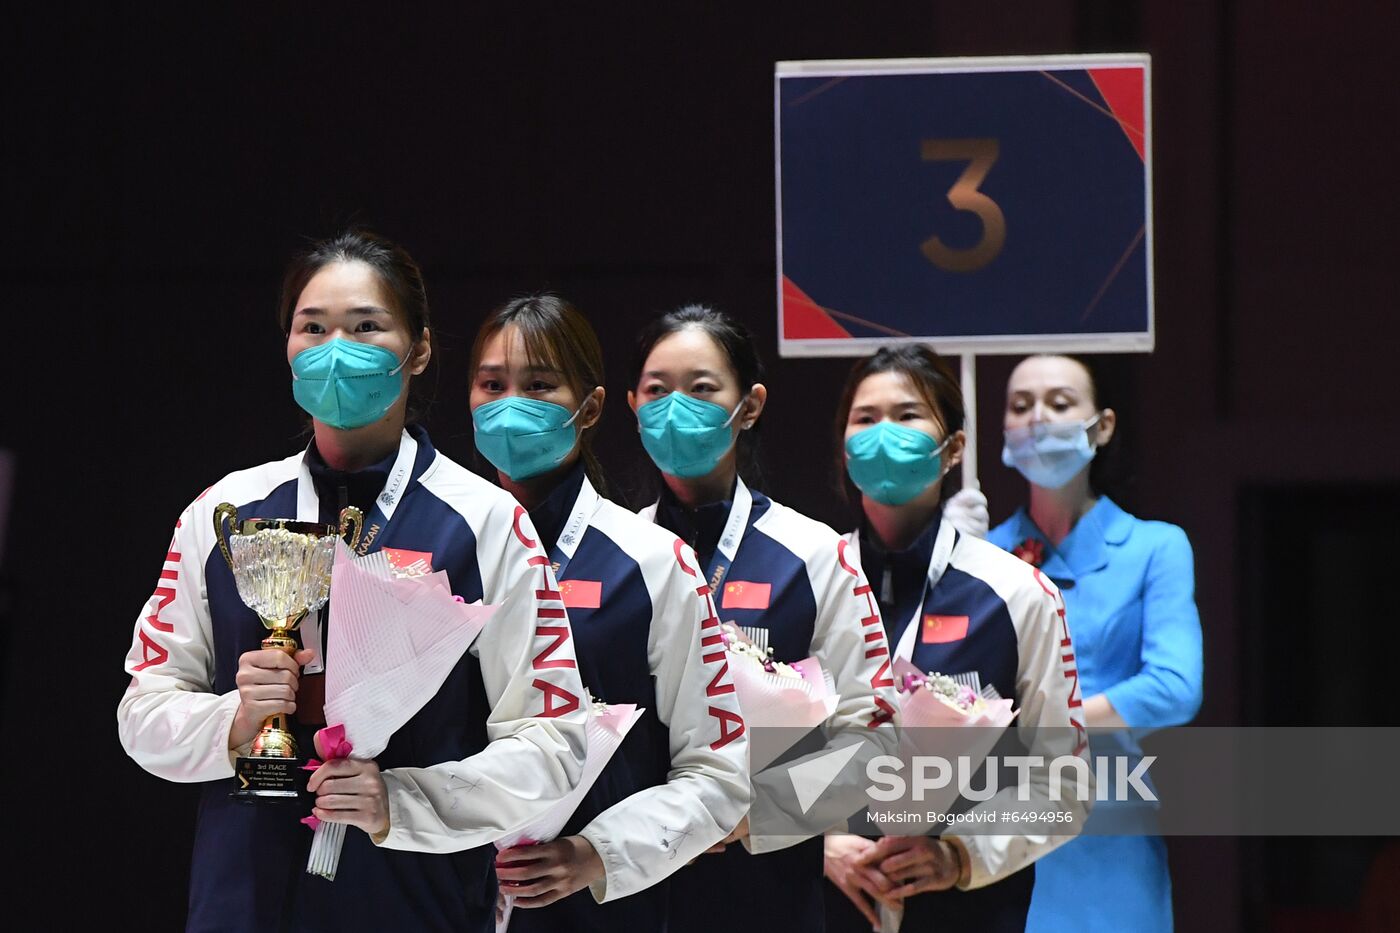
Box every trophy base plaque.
[232,755,308,802]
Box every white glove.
[944,487,989,539]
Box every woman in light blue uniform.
[468,296,750,933]
[984,353,1203,933]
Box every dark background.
[4,3,1399,929]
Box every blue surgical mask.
[1001,414,1101,489]
[845,422,952,506]
[637,392,745,479]
[473,396,584,481]
[291,338,410,430]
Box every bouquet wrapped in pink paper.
[494,695,644,932]
[874,659,1019,932]
[888,657,1017,786]
[721,623,839,771]
[893,658,1016,731]
[304,542,499,880]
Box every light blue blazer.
[988,496,1203,933]
[989,496,1202,730]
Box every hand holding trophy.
[214,503,363,801]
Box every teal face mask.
[291,338,410,430]
[472,396,584,481]
[637,392,744,479]
[845,422,952,506]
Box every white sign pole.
[960,353,978,490]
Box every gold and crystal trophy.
[214,503,363,801]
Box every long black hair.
[629,303,767,492]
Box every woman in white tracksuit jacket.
[824,345,1090,933]
[628,304,900,933]
[468,295,750,933]
[117,230,589,932]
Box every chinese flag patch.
[722,581,771,610]
[560,579,603,609]
[921,614,969,644]
[384,548,433,578]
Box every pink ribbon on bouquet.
[493,837,541,933]
[300,723,354,831]
[494,837,539,885]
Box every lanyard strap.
[296,429,418,546]
[296,430,418,673]
[847,518,957,662]
[548,476,600,580]
[892,517,958,661]
[641,477,754,591]
[702,476,753,591]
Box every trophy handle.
[339,505,365,551]
[213,502,239,571]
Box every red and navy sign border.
[774,53,1154,358]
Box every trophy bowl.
[214,503,362,799]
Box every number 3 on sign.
[921,138,1005,273]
